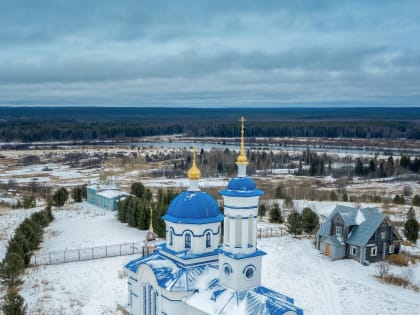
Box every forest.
[1,107,420,142]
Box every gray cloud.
[0,0,419,106]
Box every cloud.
[0,0,419,106]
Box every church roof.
[125,251,303,315]
[162,190,224,224]
[219,177,264,197]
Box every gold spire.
[236,116,248,164]
[149,207,153,232]
[187,147,201,180]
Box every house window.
[205,232,211,248]
[185,232,191,249]
[350,246,357,256]
[389,244,394,254]
[381,231,386,240]
[371,246,377,256]
[336,226,342,237]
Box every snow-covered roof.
[125,251,303,315]
[317,205,387,247]
[96,190,128,199]
[86,184,118,192]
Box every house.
[122,118,303,315]
[316,205,402,264]
[86,184,128,211]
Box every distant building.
[86,184,128,211]
[316,205,402,264]
[122,118,303,315]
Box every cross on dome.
[236,116,248,165]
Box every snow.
[356,209,366,225]
[0,202,416,314]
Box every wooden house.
[316,205,401,264]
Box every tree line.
[0,206,54,314]
[117,182,177,237]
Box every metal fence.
[257,227,286,238]
[30,241,145,267]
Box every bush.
[412,194,420,207]
[1,289,27,315]
[258,203,267,218]
[22,195,36,209]
[387,254,408,266]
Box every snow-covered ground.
[5,202,415,315]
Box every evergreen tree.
[275,185,283,199]
[258,203,267,218]
[71,186,82,202]
[329,190,338,201]
[341,193,348,202]
[131,182,146,198]
[404,207,419,244]
[3,252,25,283]
[283,196,294,209]
[137,199,150,230]
[393,194,405,205]
[301,207,319,234]
[1,289,27,315]
[80,184,87,200]
[22,195,36,209]
[269,203,283,223]
[412,194,420,207]
[52,187,69,207]
[287,210,302,236]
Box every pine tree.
[269,203,283,223]
[301,207,319,234]
[71,187,82,202]
[137,199,150,230]
[404,207,419,244]
[1,289,27,315]
[52,187,69,207]
[131,182,146,198]
[284,196,293,209]
[287,210,302,236]
[258,203,267,218]
[3,252,25,283]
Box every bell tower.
[218,117,265,291]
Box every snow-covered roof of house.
[87,184,118,192]
[317,205,386,247]
[96,190,128,199]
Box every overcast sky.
[1,0,419,107]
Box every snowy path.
[317,256,342,315]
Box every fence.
[257,227,286,238]
[30,241,145,267]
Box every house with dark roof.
[316,205,402,264]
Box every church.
[123,118,303,315]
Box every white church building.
[123,118,303,315]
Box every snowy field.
[0,203,413,315]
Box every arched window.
[235,215,241,247]
[205,232,211,248]
[185,232,191,249]
[169,230,173,246]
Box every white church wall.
[223,195,260,208]
[218,253,263,291]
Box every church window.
[248,215,253,246]
[235,215,241,247]
[205,232,211,248]
[223,263,232,279]
[169,230,173,246]
[185,232,191,249]
[243,265,256,280]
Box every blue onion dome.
[162,190,224,224]
[220,177,264,197]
